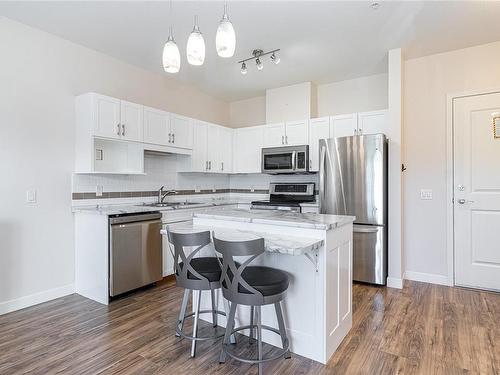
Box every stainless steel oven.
[261,145,309,174]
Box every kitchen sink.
[141,202,203,208]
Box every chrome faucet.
[158,186,178,203]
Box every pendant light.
[162,1,180,73]
[216,2,236,58]
[187,15,205,66]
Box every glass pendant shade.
[162,33,180,73]
[216,13,236,58]
[187,17,205,66]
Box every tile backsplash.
[72,153,318,198]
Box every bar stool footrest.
[176,309,227,341]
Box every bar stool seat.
[239,266,289,296]
[179,257,223,282]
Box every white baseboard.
[386,277,403,289]
[0,284,75,316]
[404,271,452,286]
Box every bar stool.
[167,229,232,357]
[213,234,291,375]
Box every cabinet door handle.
[285,135,288,144]
[168,133,171,143]
[172,133,175,143]
[281,135,284,145]
[209,161,212,170]
[117,124,121,135]
[206,161,208,170]
[121,124,125,136]
[221,162,224,171]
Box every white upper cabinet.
[191,120,209,172]
[263,123,286,147]
[143,106,169,145]
[309,117,331,172]
[93,94,122,140]
[285,119,309,146]
[233,126,264,173]
[331,113,358,138]
[120,100,143,142]
[263,120,309,147]
[218,126,233,173]
[170,113,193,149]
[357,110,388,136]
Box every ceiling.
[2,1,500,101]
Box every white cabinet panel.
[233,126,264,173]
[263,123,286,147]
[218,126,233,173]
[285,120,309,146]
[93,94,121,139]
[143,106,169,145]
[206,123,220,173]
[120,100,143,142]
[192,121,209,172]
[358,110,388,136]
[331,113,358,138]
[170,113,193,149]
[309,117,331,172]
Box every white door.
[285,120,309,146]
[218,126,233,173]
[358,110,388,136]
[454,92,500,291]
[93,94,121,139]
[206,123,220,173]
[233,126,264,173]
[143,107,169,145]
[309,117,331,171]
[192,121,208,172]
[120,100,143,142]
[331,113,358,138]
[170,113,193,149]
[263,123,286,147]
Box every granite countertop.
[72,200,241,216]
[161,222,323,256]
[194,208,355,230]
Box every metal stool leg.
[191,290,201,357]
[274,302,291,359]
[256,306,263,375]
[210,289,218,327]
[249,305,255,344]
[223,299,236,344]
[176,289,190,337]
[219,302,237,363]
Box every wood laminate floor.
[1,280,499,375]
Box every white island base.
[166,209,355,364]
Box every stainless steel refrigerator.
[319,134,388,285]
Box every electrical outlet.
[420,189,433,200]
[250,186,255,193]
[96,185,103,197]
[26,189,37,203]
[212,186,217,193]
[195,186,201,193]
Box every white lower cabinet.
[233,126,264,173]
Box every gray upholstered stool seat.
[178,257,223,282]
[238,266,289,296]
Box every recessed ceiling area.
[2,1,500,101]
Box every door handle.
[281,135,284,145]
[172,133,175,143]
[353,225,380,233]
[117,124,121,135]
[285,135,288,144]
[319,145,326,213]
[206,161,208,170]
[457,199,474,204]
[121,124,125,136]
[168,133,171,143]
[221,162,224,171]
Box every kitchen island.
[164,208,355,364]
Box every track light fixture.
[238,49,280,75]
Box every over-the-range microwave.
[261,145,310,174]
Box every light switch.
[420,189,433,200]
[96,185,103,197]
[26,189,37,203]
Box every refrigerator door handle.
[353,224,381,233]
[319,145,326,212]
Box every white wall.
[230,96,266,128]
[0,17,230,313]
[317,73,388,116]
[266,82,316,123]
[403,40,500,284]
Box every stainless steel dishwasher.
[109,211,163,297]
